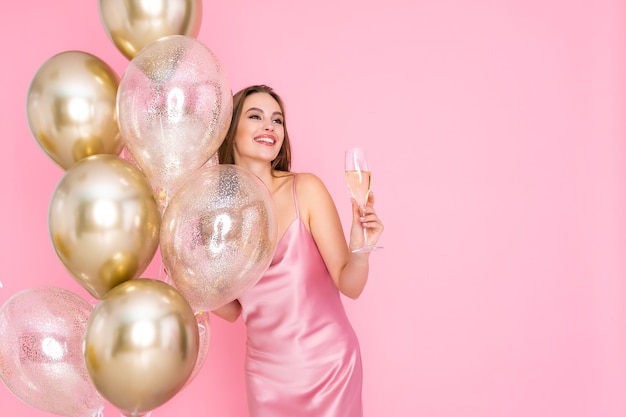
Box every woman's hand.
[349,191,384,252]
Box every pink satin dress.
[237,175,363,417]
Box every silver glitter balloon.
[160,164,279,312]
[0,287,104,417]
[117,35,232,212]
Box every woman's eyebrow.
[245,107,283,117]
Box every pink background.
[1,0,626,416]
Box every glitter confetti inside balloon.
[0,287,104,417]
[117,35,232,213]
[160,164,278,312]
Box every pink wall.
[2,0,626,416]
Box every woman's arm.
[297,173,383,299]
[211,299,242,322]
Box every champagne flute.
[345,147,382,252]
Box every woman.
[213,85,384,417]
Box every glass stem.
[360,205,368,246]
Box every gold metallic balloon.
[48,154,161,299]
[99,0,203,60]
[84,279,199,417]
[161,164,278,312]
[26,51,122,170]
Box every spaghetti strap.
[292,174,300,219]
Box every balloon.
[160,164,278,312]
[0,287,104,417]
[119,145,217,180]
[186,311,211,386]
[117,34,232,212]
[48,154,161,299]
[204,151,219,168]
[26,50,122,170]
[84,279,199,417]
[99,0,203,60]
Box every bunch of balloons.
[2,1,279,416]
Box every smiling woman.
[212,85,384,417]
[218,85,290,172]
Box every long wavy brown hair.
[218,85,292,172]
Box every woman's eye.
[273,118,283,125]
[249,114,261,120]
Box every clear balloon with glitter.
[160,164,279,312]
[186,311,212,386]
[117,34,233,213]
[0,287,105,417]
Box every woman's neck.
[234,159,275,188]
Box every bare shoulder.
[294,172,337,225]
[294,172,329,198]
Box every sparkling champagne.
[345,170,371,207]
[344,147,382,252]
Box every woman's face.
[233,92,285,165]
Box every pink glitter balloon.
[0,287,104,417]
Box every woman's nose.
[264,122,274,131]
